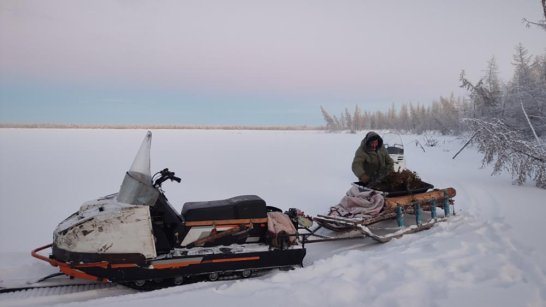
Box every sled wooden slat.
[384,187,456,210]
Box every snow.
[1,129,545,307]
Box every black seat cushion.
[182,195,267,221]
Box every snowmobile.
[383,133,406,172]
[32,132,305,290]
[31,132,456,291]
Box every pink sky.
[1,0,545,125]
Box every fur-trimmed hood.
[361,131,384,151]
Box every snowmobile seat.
[182,195,267,222]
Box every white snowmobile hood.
[53,132,160,259]
[53,193,157,259]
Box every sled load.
[31,132,456,291]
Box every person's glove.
[375,172,388,183]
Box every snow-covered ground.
[0,129,545,307]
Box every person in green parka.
[351,131,394,185]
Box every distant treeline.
[321,44,546,139]
[321,95,462,135]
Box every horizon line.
[0,122,325,131]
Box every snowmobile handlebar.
[153,168,181,188]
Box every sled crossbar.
[384,187,456,210]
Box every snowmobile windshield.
[386,146,404,155]
[117,171,159,206]
[382,133,404,155]
[116,131,159,206]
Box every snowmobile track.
[0,282,110,294]
[0,283,134,307]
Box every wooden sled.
[298,187,456,244]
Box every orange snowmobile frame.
[31,244,266,283]
[32,244,116,283]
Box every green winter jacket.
[351,132,394,182]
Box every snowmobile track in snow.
[0,282,114,294]
[0,283,135,307]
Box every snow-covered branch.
[463,118,546,188]
[522,0,546,31]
